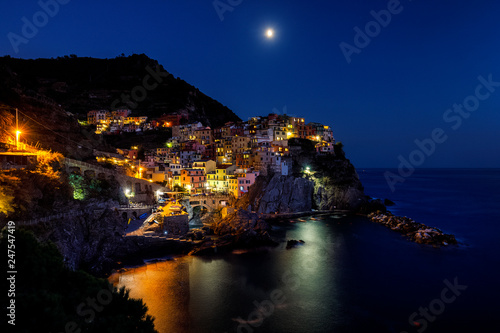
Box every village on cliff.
[87,109,336,199]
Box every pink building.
[236,171,259,197]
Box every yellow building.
[207,164,235,192]
[227,174,238,198]
[172,174,182,188]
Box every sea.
[108,168,500,333]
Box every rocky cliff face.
[255,175,313,213]
[25,200,126,275]
[189,209,276,255]
[237,141,383,214]
[311,159,366,211]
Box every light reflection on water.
[109,169,500,333]
[109,214,499,332]
[109,219,348,333]
[109,259,192,332]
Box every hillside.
[0,54,241,157]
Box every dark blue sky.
[1,0,499,168]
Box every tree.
[334,141,345,158]
[0,229,158,332]
[69,173,88,200]
[173,184,186,192]
[33,150,63,179]
[0,173,18,217]
[0,104,14,143]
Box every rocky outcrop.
[189,210,277,255]
[231,138,389,214]
[286,239,305,249]
[237,152,381,214]
[256,175,313,214]
[309,157,369,211]
[213,209,271,235]
[25,199,126,275]
[368,211,457,246]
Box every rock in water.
[367,211,457,246]
[384,199,396,206]
[286,239,305,249]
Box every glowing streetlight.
[15,130,21,150]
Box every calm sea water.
[109,169,500,333]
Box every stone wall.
[163,214,189,236]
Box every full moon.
[266,29,274,39]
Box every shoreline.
[107,208,459,277]
[260,209,351,221]
[108,209,350,275]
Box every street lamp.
[15,130,21,150]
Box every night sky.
[1,0,499,168]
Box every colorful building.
[181,169,206,193]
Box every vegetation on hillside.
[0,104,15,143]
[0,149,124,224]
[0,229,157,333]
[0,54,240,127]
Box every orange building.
[180,169,206,193]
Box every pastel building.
[181,169,206,193]
[207,164,236,192]
[235,171,259,197]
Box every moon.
[266,28,274,39]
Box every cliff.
[253,175,314,213]
[189,209,276,255]
[21,200,123,274]
[236,139,384,214]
